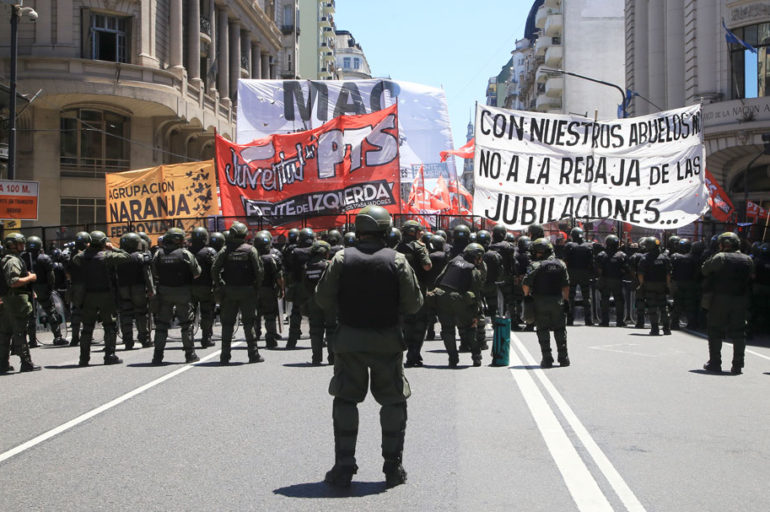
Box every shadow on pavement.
[510,364,545,370]
[274,480,386,498]
[688,369,737,376]
[43,364,83,370]
[127,362,182,368]
[196,361,246,367]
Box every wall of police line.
[472,104,709,230]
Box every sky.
[333,0,531,151]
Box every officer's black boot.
[703,337,722,372]
[0,338,14,373]
[649,323,660,336]
[151,329,167,365]
[51,321,68,346]
[79,329,92,366]
[380,402,407,488]
[325,398,359,488]
[539,338,554,368]
[557,343,570,367]
[19,344,41,372]
[182,326,199,363]
[103,326,123,365]
[220,325,233,364]
[69,322,80,347]
[442,330,459,368]
[200,327,214,348]
[246,328,263,363]
[635,311,645,329]
[123,333,135,351]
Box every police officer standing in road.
[637,237,672,336]
[432,243,485,367]
[670,238,701,330]
[315,205,422,489]
[286,228,315,349]
[189,227,217,349]
[211,222,264,364]
[254,230,283,350]
[63,231,91,346]
[595,234,629,327]
[563,227,595,326]
[701,232,755,374]
[304,240,335,365]
[115,232,154,350]
[71,231,131,366]
[1,233,41,373]
[523,239,571,368]
[396,220,432,367]
[24,236,68,346]
[151,227,202,365]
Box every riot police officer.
[24,236,68,345]
[396,220,432,367]
[488,224,516,321]
[563,227,595,326]
[315,205,422,489]
[209,231,226,252]
[386,227,402,249]
[670,238,700,330]
[637,237,671,336]
[629,237,648,328]
[513,236,532,330]
[71,231,131,366]
[115,232,154,349]
[432,243,485,367]
[211,222,264,364]
[424,234,448,341]
[286,227,315,349]
[701,232,755,374]
[189,227,217,348]
[304,240,335,365]
[751,243,770,336]
[595,235,629,327]
[64,231,91,346]
[522,239,570,368]
[1,233,41,373]
[448,224,471,258]
[326,229,345,256]
[343,232,357,248]
[254,230,283,350]
[151,227,202,365]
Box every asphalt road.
[2,319,769,511]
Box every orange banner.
[105,160,218,242]
[0,180,39,220]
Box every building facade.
[334,29,371,79]
[0,0,283,227]
[626,0,770,214]
[297,0,337,80]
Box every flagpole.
[763,206,770,242]
[396,97,403,215]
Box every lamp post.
[7,1,38,180]
[541,67,628,118]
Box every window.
[343,57,351,69]
[89,13,130,63]
[60,109,129,178]
[60,198,106,226]
[729,23,770,99]
[353,58,360,70]
[283,4,293,25]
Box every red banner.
[216,104,400,230]
[704,169,734,222]
[747,200,769,222]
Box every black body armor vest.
[338,246,399,328]
[156,248,193,287]
[222,243,255,285]
[438,256,475,293]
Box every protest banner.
[105,160,217,242]
[704,169,735,222]
[217,104,400,229]
[472,104,709,229]
[236,79,456,199]
[0,180,38,220]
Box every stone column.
[187,0,201,84]
[696,1,718,97]
[217,8,229,102]
[169,0,185,75]
[244,33,252,79]
[252,42,262,79]
[665,0,685,108]
[137,0,156,66]
[647,0,666,110]
[632,0,649,115]
[262,52,270,79]
[229,20,241,101]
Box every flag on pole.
[705,169,735,222]
[440,138,475,162]
[723,20,757,53]
[432,175,452,207]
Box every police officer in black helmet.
[396,220,432,367]
[189,226,217,349]
[24,235,68,345]
[115,232,154,349]
[315,205,422,489]
[286,227,315,349]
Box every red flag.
[428,193,451,211]
[440,138,475,162]
[407,165,432,211]
[704,169,734,222]
[446,179,473,208]
[432,175,452,207]
[747,200,768,222]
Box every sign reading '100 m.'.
[0,179,39,221]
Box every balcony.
[535,5,548,29]
[320,16,331,27]
[544,0,560,7]
[534,36,552,57]
[545,45,563,67]
[323,1,335,15]
[536,94,561,112]
[536,65,552,83]
[281,24,299,35]
[545,75,563,97]
[545,13,563,37]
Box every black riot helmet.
[678,238,692,254]
[3,232,26,252]
[229,222,248,242]
[492,224,508,243]
[387,227,402,248]
[343,232,357,247]
[163,228,185,249]
[505,232,516,244]
[667,235,681,254]
[517,235,531,253]
[463,242,485,264]
[527,223,545,240]
[326,229,342,246]
[89,231,108,250]
[570,227,584,243]
[531,238,554,260]
[120,232,142,253]
[209,232,225,251]
[476,230,492,249]
[604,234,619,252]
[431,234,446,251]
[452,224,471,247]
[401,220,423,241]
[717,232,741,252]
[311,240,332,258]
[190,226,209,248]
[287,228,300,245]
[298,227,316,247]
[253,230,272,254]
[26,235,43,254]
[355,205,392,236]
[74,231,91,251]
[643,237,661,253]
[691,240,705,257]
[435,229,448,242]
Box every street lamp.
[7,1,38,180]
[540,67,628,117]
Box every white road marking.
[0,344,241,465]
[507,344,614,511]
[511,334,647,512]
